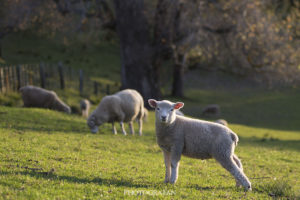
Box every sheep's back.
[20,86,54,108]
[115,89,143,122]
[175,116,234,159]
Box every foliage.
[186,0,300,86]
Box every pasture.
[0,86,300,199]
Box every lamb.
[20,85,71,114]
[215,119,228,127]
[148,99,251,191]
[201,104,220,117]
[87,89,144,135]
[80,99,90,118]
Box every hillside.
[0,102,299,199]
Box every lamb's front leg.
[112,122,117,134]
[120,122,127,135]
[170,145,183,184]
[129,122,135,135]
[163,150,171,183]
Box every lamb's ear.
[174,102,184,110]
[148,99,157,108]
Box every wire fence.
[0,62,119,96]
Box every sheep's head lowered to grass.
[148,99,184,124]
[87,113,107,133]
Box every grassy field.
[1,87,300,199]
[1,32,300,199]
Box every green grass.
[0,96,299,199]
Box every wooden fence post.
[58,62,65,90]
[94,81,98,95]
[0,67,3,93]
[16,65,21,90]
[79,69,83,95]
[5,67,9,92]
[39,63,45,88]
[11,66,16,91]
[106,84,110,95]
[24,65,29,86]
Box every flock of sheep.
[19,85,251,191]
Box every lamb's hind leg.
[138,119,143,136]
[129,122,135,135]
[216,155,251,191]
[233,154,244,187]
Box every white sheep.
[148,99,252,191]
[80,99,90,118]
[215,119,228,127]
[201,104,220,116]
[20,85,71,114]
[87,89,144,135]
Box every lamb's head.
[148,99,184,124]
[87,112,108,133]
[87,115,99,133]
[53,99,71,114]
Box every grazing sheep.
[87,89,144,135]
[148,99,252,191]
[201,104,220,116]
[20,85,71,114]
[215,119,228,127]
[80,99,90,118]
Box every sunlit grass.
[0,105,299,199]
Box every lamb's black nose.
[161,116,167,121]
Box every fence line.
[0,62,119,96]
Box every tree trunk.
[172,54,185,97]
[0,40,2,58]
[114,0,161,103]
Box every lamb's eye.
[170,109,174,112]
[157,108,160,111]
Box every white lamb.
[20,85,71,114]
[87,89,144,135]
[80,99,90,118]
[215,119,228,127]
[148,99,252,191]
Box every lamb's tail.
[230,132,239,146]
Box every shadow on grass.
[239,136,300,152]
[188,184,231,191]
[0,170,152,189]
